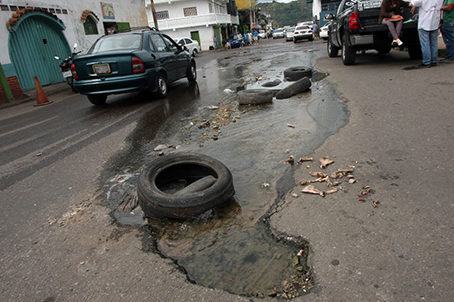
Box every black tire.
[192,49,198,57]
[262,79,282,87]
[308,35,314,41]
[284,66,312,81]
[153,73,167,98]
[342,35,356,65]
[276,77,311,99]
[408,45,422,60]
[187,61,197,82]
[327,35,339,57]
[377,47,392,54]
[87,94,107,105]
[137,153,235,219]
[237,89,274,105]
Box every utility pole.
[249,0,253,31]
[150,0,159,29]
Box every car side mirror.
[325,13,335,20]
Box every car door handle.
[151,54,156,60]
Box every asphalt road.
[1,38,453,301]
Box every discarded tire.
[137,153,235,219]
[261,79,282,87]
[276,77,311,99]
[284,66,312,81]
[237,89,274,105]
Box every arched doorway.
[8,11,71,91]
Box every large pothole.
[103,43,349,299]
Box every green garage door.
[9,12,71,91]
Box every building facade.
[146,0,239,51]
[0,0,148,104]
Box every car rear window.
[90,34,142,53]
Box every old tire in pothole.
[137,153,235,219]
[284,66,312,81]
[237,89,274,105]
[276,77,311,99]
[261,79,282,87]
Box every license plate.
[62,70,72,78]
[93,63,111,74]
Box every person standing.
[213,35,218,49]
[440,0,454,62]
[379,0,411,46]
[410,0,443,67]
[312,23,319,39]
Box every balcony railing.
[153,13,238,30]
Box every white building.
[145,0,239,51]
[0,0,147,101]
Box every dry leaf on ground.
[301,185,325,197]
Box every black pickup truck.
[326,0,421,65]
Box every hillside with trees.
[257,1,313,28]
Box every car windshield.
[296,26,309,31]
[287,28,295,33]
[90,33,142,54]
[275,29,284,33]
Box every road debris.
[197,120,210,129]
[283,155,295,164]
[319,157,334,168]
[301,185,325,197]
[297,157,313,164]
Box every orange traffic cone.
[33,76,53,106]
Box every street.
[1,38,453,301]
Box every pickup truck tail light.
[71,64,79,80]
[132,56,145,74]
[349,11,360,30]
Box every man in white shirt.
[410,0,444,67]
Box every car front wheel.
[327,35,340,57]
[187,61,197,82]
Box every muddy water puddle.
[107,44,349,298]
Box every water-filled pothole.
[104,44,349,299]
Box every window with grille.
[83,15,99,35]
[156,10,169,20]
[184,7,197,17]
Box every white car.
[258,30,267,39]
[293,25,314,43]
[176,37,201,57]
[272,28,286,39]
[285,27,295,42]
[320,22,330,40]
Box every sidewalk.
[0,81,71,110]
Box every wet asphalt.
[0,38,453,301]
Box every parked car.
[272,28,286,39]
[293,25,314,43]
[258,30,267,39]
[176,37,200,57]
[298,21,313,27]
[72,27,197,105]
[319,22,330,40]
[226,34,243,48]
[326,0,420,65]
[285,27,295,42]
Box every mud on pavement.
[104,40,351,299]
